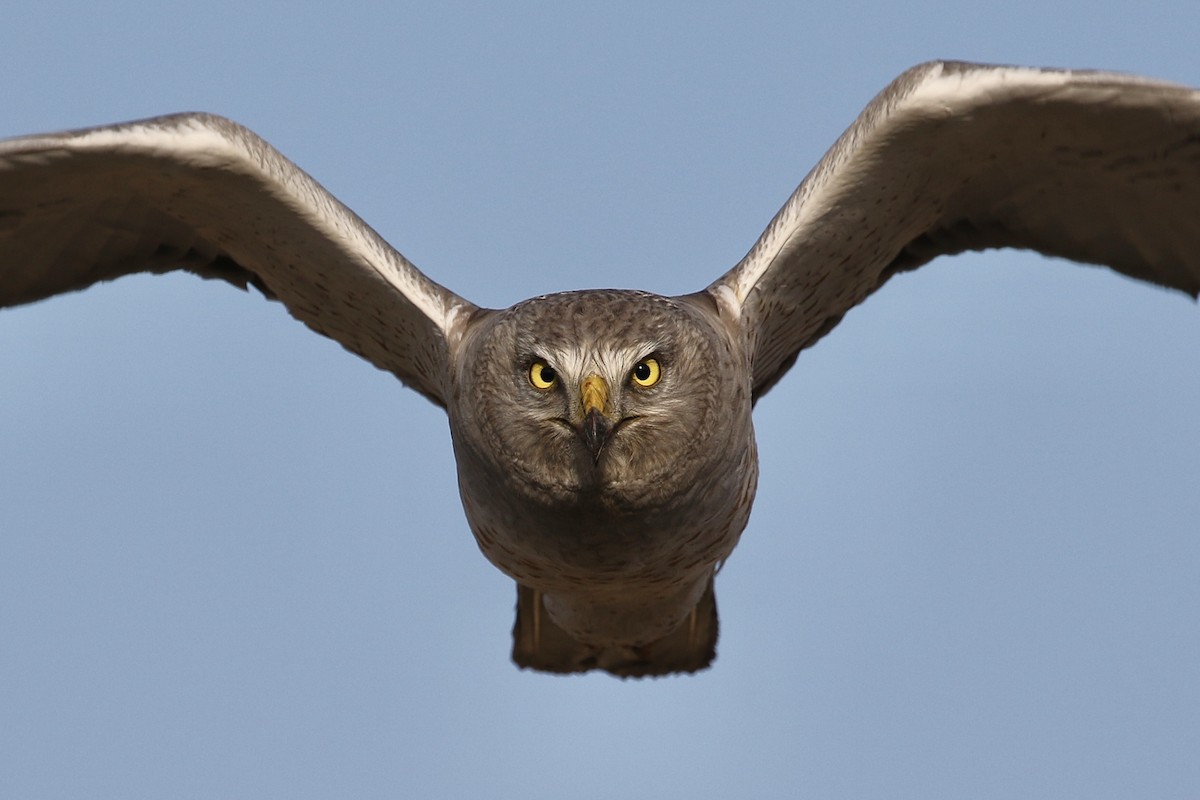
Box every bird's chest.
[454,434,757,592]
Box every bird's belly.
[459,456,757,596]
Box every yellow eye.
[630,357,661,388]
[529,360,558,390]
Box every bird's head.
[447,289,752,509]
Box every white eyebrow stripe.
[546,342,661,383]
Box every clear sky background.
[2,2,1198,798]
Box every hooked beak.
[577,374,612,462]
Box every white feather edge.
[0,115,471,342]
[713,61,1190,316]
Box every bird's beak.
[578,374,612,462]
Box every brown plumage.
[2,61,1198,676]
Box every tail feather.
[511,581,718,678]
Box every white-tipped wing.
[709,61,1200,398]
[0,113,476,406]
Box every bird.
[2,60,1198,678]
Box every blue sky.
[2,2,1198,797]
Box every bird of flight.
[2,61,1197,677]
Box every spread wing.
[0,113,476,407]
[707,61,1200,399]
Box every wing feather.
[708,61,1200,398]
[0,113,476,406]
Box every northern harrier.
[2,61,1197,676]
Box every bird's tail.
[511,580,718,678]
